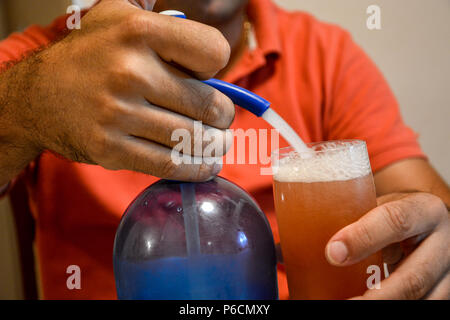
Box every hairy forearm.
[374,159,450,210]
[0,54,44,186]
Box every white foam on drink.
[273,141,372,183]
[262,109,310,155]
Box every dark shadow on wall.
[0,0,70,39]
[0,1,8,39]
[9,178,38,300]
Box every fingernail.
[327,241,348,265]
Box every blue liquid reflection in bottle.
[113,177,278,300]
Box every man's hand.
[0,0,234,185]
[325,192,450,299]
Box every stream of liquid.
[261,108,310,154]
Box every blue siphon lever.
[159,10,271,117]
[202,79,271,117]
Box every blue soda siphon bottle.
[114,10,283,300]
[113,177,279,299]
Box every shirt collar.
[223,0,282,83]
[247,0,282,57]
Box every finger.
[382,243,403,266]
[359,222,450,300]
[121,101,232,157]
[151,15,231,77]
[400,233,428,255]
[425,272,450,300]
[123,10,230,78]
[325,193,446,266]
[109,135,223,181]
[133,58,235,129]
[384,236,427,274]
[383,243,404,275]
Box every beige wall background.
[0,0,449,299]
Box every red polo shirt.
[0,0,425,299]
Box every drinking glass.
[272,140,383,299]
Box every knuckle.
[109,57,141,88]
[200,91,235,128]
[200,92,221,125]
[208,29,231,69]
[223,129,234,154]
[424,193,448,220]
[183,131,203,158]
[176,162,215,182]
[201,128,229,157]
[88,131,114,165]
[120,12,150,39]
[196,26,231,72]
[352,221,375,251]
[221,95,236,127]
[382,203,411,238]
[192,163,215,181]
[402,272,428,299]
[157,157,177,178]
[112,64,132,81]
[96,97,128,125]
[122,148,140,172]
